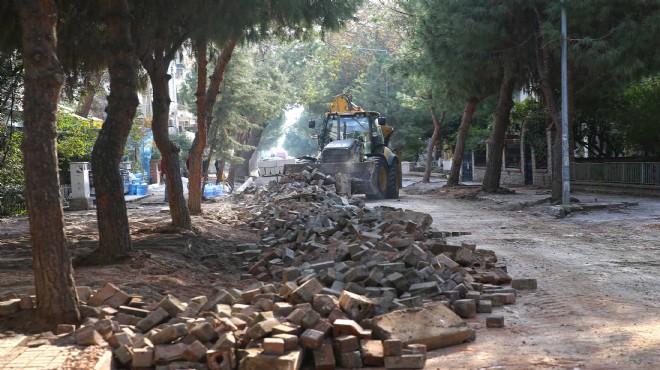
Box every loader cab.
[318,113,384,156]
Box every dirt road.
[373,180,660,369]
[1,178,658,369]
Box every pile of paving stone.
[0,174,537,369]
[231,176,525,316]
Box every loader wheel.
[386,162,400,199]
[365,157,388,200]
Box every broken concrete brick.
[182,340,207,362]
[0,299,21,316]
[332,319,371,339]
[338,291,374,322]
[344,264,369,282]
[272,323,301,336]
[495,292,516,305]
[383,338,403,356]
[434,254,460,273]
[118,305,150,318]
[191,322,218,342]
[202,290,236,311]
[241,288,261,303]
[362,304,472,350]
[313,319,333,337]
[150,323,188,345]
[113,344,133,366]
[263,337,285,355]
[179,298,205,318]
[334,334,359,353]
[486,314,505,328]
[312,294,339,317]
[453,299,477,319]
[76,328,104,346]
[154,342,188,364]
[246,318,280,340]
[214,332,236,350]
[300,329,325,350]
[273,302,295,317]
[312,339,335,370]
[290,278,324,304]
[285,308,306,325]
[76,286,94,302]
[132,347,154,368]
[80,306,104,321]
[87,283,120,306]
[108,332,133,349]
[301,309,320,329]
[273,333,298,351]
[104,290,132,308]
[57,324,76,335]
[133,336,154,349]
[476,299,492,313]
[19,295,35,310]
[406,343,427,359]
[384,353,425,369]
[207,348,236,370]
[360,339,384,366]
[238,348,302,370]
[339,350,363,368]
[136,307,169,333]
[253,298,274,312]
[99,306,118,319]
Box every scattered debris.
[0,176,538,369]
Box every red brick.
[313,339,335,370]
[263,338,285,355]
[300,329,325,350]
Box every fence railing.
[0,189,26,216]
[571,162,660,186]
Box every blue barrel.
[136,183,148,196]
[129,182,138,195]
[203,184,214,197]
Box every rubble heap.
[233,178,516,316]
[0,176,537,369]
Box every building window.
[505,144,521,169]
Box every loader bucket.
[283,161,379,195]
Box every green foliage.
[464,117,490,153]
[510,98,549,163]
[124,118,152,171]
[57,111,98,176]
[613,76,660,156]
[0,128,24,192]
[170,132,193,170]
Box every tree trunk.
[534,7,563,202]
[76,71,103,117]
[148,62,191,229]
[481,72,515,192]
[86,0,138,264]
[236,127,266,178]
[227,161,237,190]
[17,0,80,325]
[423,107,445,183]
[447,97,482,186]
[188,40,207,214]
[189,39,236,213]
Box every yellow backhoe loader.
[283,94,401,199]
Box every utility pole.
[561,2,571,206]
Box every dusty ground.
[376,177,660,369]
[1,178,659,369]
